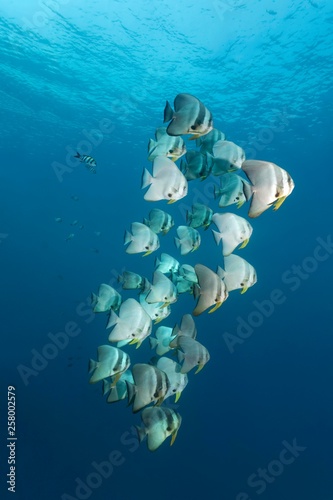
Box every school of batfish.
[88,93,295,451]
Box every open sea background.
[1,1,333,499]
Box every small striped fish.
[74,152,97,173]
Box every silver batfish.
[163,93,213,139]
[242,160,295,218]
[136,406,182,451]
[148,127,186,162]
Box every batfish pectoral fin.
[239,238,249,249]
[208,301,222,314]
[111,372,122,387]
[129,338,139,345]
[170,430,179,446]
[175,391,182,403]
[240,286,248,294]
[135,340,142,349]
[236,200,245,209]
[195,363,204,374]
[143,250,153,257]
[273,195,287,211]
[167,199,177,204]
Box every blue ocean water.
[1,1,333,499]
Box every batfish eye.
[190,125,196,130]
[145,246,149,249]
[236,196,239,200]
[169,149,174,153]
[167,193,172,198]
